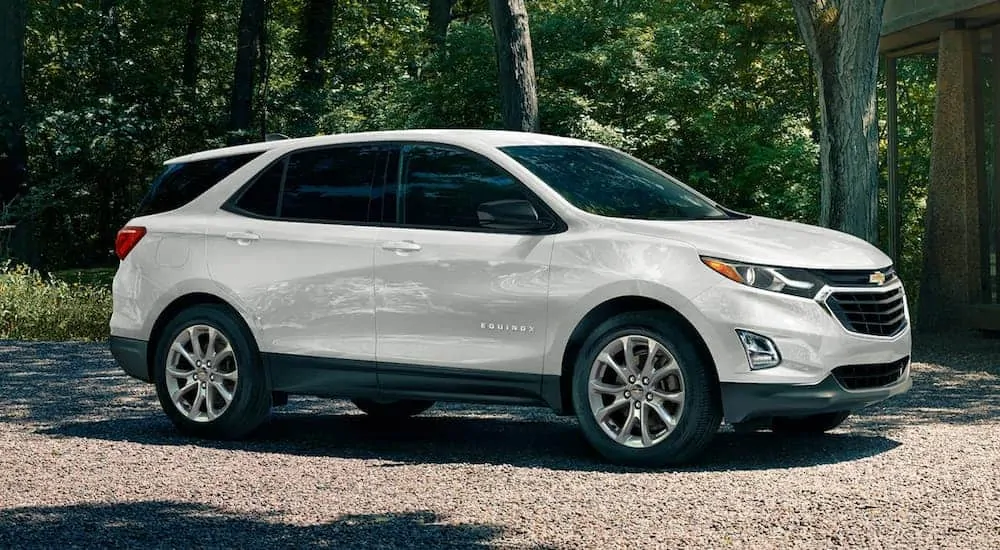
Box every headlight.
[700,257,823,298]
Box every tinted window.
[233,159,285,217]
[501,145,730,221]
[398,145,536,229]
[138,153,260,216]
[280,146,380,223]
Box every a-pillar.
[919,28,986,331]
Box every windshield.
[500,145,732,221]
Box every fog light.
[736,330,781,370]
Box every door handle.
[225,231,261,244]
[381,240,422,253]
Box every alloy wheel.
[164,324,239,422]
[587,335,685,448]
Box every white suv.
[110,129,911,466]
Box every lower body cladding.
[110,327,913,423]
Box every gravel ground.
[1,334,998,549]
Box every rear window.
[137,153,260,216]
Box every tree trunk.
[428,0,455,48]
[0,0,28,208]
[298,0,333,90]
[488,0,539,132]
[229,0,267,140]
[182,0,205,99]
[791,0,885,243]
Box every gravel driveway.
[1,335,998,549]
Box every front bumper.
[109,336,151,382]
[721,368,912,423]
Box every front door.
[373,143,558,401]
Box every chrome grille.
[826,286,907,337]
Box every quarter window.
[397,145,539,230]
[138,153,260,216]
[233,159,284,217]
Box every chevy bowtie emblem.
[869,271,886,285]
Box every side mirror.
[476,199,552,231]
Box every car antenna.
[264,133,290,141]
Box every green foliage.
[0,262,112,341]
[10,0,922,281]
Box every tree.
[298,0,334,90]
[428,0,456,48]
[790,0,885,242]
[0,0,28,208]
[229,0,267,140]
[488,0,539,132]
[182,0,206,98]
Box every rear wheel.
[572,311,722,467]
[771,411,850,434]
[352,398,434,419]
[153,304,271,439]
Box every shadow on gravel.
[44,412,901,472]
[0,501,519,549]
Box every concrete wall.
[884,0,996,35]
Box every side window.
[137,153,260,216]
[398,145,538,230]
[280,145,381,223]
[233,159,285,217]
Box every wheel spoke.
[616,409,638,443]
[650,389,684,405]
[204,384,217,420]
[641,338,660,377]
[187,327,203,360]
[649,400,677,429]
[206,326,218,358]
[589,379,625,395]
[640,404,653,446]
[212,381,234,404]
[597,352,630,383]
[595,398,628,424]
[213,345,234,366]
[620,336,638,373]
[187,386,205,419]
[165,365,191,379]
[650,362,680,385]
[169,382,197,402]
[215,369,238,381]
[171,342,198,369]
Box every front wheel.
[572,311,722,467]
[352,398,434,419]
[771,411,850,434]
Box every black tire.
[771,411,850,434]
[153,304,271,439]
[352,398,434,419]
[571,311,722,467]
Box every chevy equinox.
[109,130,912,466]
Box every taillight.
[115,226,146,260]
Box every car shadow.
[0,501,521,549]
[43,406,901,473]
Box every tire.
[352,398,434,419]
[771,411,850,434]
[153,304,271,439]
[571,311,722,467]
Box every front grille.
[813,266,896,287]
[833,356,909,390]
[826,286,907,337]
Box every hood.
[614,215,892,270]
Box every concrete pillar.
[919,29,985,331]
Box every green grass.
[0,262,113,341]
[50,266,116,288]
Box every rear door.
[206,144,390,395]
[373,143,558,401]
